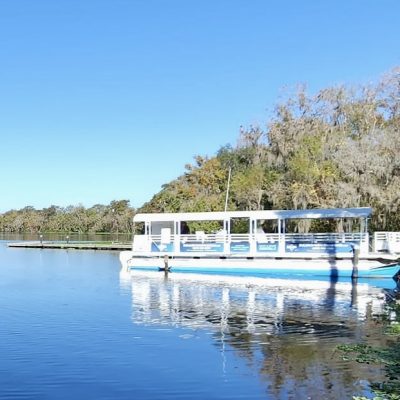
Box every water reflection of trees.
[122,270,390,397]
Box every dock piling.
[352,244,360,279]
[163,254,170,273]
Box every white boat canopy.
[133,207,371,223]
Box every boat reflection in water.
[120,269,394,398]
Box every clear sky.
[1,0,399,212]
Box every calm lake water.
[0,238,397,399]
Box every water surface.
[0,241,395,399]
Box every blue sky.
[1,0,399,212]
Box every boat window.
[181,221,190,234]
[309,218,340,233]
[134,222,145,235]
[151,221,174,235]
[340,218,362,233]
[230,218,250,234]
[256,219,278,233]
[285,219,312,233]
[285,218,361,233]
[188,220,223,234]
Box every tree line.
[141,67,400,233]
[0,200,134,234]
[2,67,400,233]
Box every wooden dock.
[7,241,131,251]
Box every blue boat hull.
[120,249,400,279]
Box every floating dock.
[7,241,131,251]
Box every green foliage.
[338,302,400,399]
[141,156,227,214]
[230,218,250,233]
[140,67,400,233]
[0,200,135,234]
[386,322,400,336]
[187,221,221,234]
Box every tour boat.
[119,208,400,279]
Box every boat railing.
[137,232,366,243]
[230,233,254,242]
[133,231,368,254]
[178,233,281,243]
[285,232,367,243]
[180,233,223,243]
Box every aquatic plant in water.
[338,303,400,399]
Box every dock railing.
[374,232,400,253]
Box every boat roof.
[133,207,371,222]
